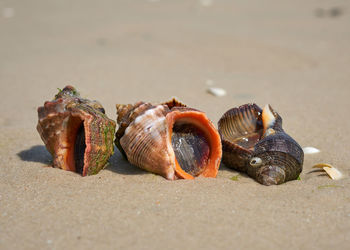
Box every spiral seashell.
[218,104,303,185]
[37,86,116,176]
[115,99,222,180]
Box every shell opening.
[166,109,221,179]
[74,123,86,175]
[218,104,263,151]
[171,121,210,177]
[235,134,261,150]
[64,116,86,175]
[250,157,262,167]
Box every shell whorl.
[115,100,222,180]
[161,98,187,109]
[254,133,304,167]
[115,102,155,157]
[118,104,176,179]
[248,132,304,185]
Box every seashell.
[313,163,343,180]
[115,99,222,180]
[303,147,320,154]
[207,87,227,97]
[37,86,116,176]
[218,104,304,185]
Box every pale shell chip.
[303,147,320,154]
[207,87,227,97]
[313,163,343,180]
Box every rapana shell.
[37,86,116,176]
[115,100,222,180]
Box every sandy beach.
[1,0,350,249]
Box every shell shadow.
[17,145,52,164]
[302,169,330,180]
[306,169,325,174]
[218,163,239,174]
[107,147,147,175]
[17,145,146,175]
[219,163,251,180]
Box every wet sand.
[1,0,350,249]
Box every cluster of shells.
[37,86,304,185]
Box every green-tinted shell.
[37,86,116,176]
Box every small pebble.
[207,87,227,97]
[303,147,320,154]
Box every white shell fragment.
[207,87,227,97]
[303,147,320,154]
[313,163,343,180]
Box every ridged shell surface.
[115,100,222,180]
[218,103,303,185]
[218,104,263,172]
[249,132,304,185]
[37,86,116,176]
[120,104,176,179]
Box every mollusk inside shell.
[115,99,222,180]
[37,86,116,176]
[218,103,303,185]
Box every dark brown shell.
[249,132,303,185]
[218,103,303,185]
[37,86,116,176]
[218,104,263,172]
[161,98,187,109]
[115,99,222,180]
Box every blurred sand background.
[1,0,350,249]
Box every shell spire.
[115,100,222,180]
[37,86,116,176]
[161,98,187,109]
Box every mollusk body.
[37,86,116,176]
[115,99,222,180]
[218,104,303,185]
